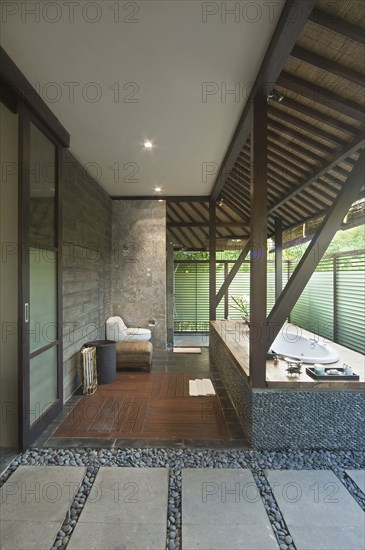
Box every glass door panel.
[29,346,57,425]
[19,108,62,449]
[29,247,57,354]
[29,122,56,246]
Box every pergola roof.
[167,0,365,250]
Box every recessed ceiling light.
[144,141,153,149]
[155,186,162,192]
[158,199,163,202]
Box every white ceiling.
[1,0,285,196]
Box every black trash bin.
[86,340,116,385]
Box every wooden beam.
[275,218,283,300]
[278,72,365,121]
[210,0,316,200]
[250,95,268,388]
[309,9,365,44]
[215,241,250,307]
[268,136,364,215]
[224,263,229,320]
[291,45,365,87]
[0,47,70,147]
[209,201,216,321]
[266,150,365,349]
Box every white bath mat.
[189,379,216,397]
[173,347,201,354]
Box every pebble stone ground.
[1,448,364,550]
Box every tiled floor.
[173,333,209,347]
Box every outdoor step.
[0,466,86,550]
[266,469,365,550]
[68,467,169,550]
[182,468,278,549]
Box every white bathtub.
[271,330,339,364]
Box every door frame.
[18,103,64,450]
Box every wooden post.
[209,201,216,321]
[224,263,229,319]
[249,93,268,388]
[275,217,283,301]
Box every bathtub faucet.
[309,338,316,350]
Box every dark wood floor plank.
[54,371,236,442]
[175,373,185,398]
[89,396,118,433]
[151,372,163,398]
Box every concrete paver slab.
[182,469,278,550]
[68,467,169,550]
[67,522,166,550]
[0,466,86,550]
[266,470,365,550]
[346,470,365,493]
[0,520,62,550]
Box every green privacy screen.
[174,252,364,354]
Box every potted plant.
[231,295,250,323]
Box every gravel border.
[1,447,364,550]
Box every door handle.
[25,303,29,323]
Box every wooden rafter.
[268,135,364,215]
[268,105,346,147]
[270,94,357,136]
[290,45,365,87]
[277,72,365,121]
[210,0,316,200]
[309,9,365,44]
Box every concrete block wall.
[62,150,112,400]
[112,200,167,349]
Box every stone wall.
[112,200,167,349]
[62,150,112,400]
[251,389,365,450]
[210,328,365,450]
[210,329,253,442]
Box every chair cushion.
[124,328,151,341]
[106,316,127,341]
[116,341,153,364]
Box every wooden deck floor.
[53,372,232,441]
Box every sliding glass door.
[19,108,63,449]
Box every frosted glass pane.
[29,247,57,353]
[29,346,57,424]
[29,122,56,246]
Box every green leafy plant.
[231,295,250,316]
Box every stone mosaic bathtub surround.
[210,329,365,450]
[1,448,364,550]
